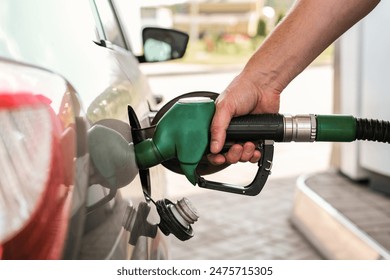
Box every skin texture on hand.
[209,0,380,165]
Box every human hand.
[208,72,281,165]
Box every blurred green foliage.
[174,0,333,66]
[179,36,333,67]
[257,19,267,37]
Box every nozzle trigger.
[197,140,274,196]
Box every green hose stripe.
[316,115,356,142]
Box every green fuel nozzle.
[134,95,390,196]
[135,97,215,185]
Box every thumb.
[210,105,233,154]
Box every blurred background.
[135,0,332,65]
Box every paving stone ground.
[168,176,323,260]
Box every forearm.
[244,0,380,93]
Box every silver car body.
[0,0,173,259]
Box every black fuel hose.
[356,118,390,144]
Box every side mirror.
[138,27,189,63]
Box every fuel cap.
[156,197,199,241]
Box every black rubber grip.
[226,114,285,142]
[356,118,390,144]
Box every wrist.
[241,60,285,97]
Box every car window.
[94,0,127,49]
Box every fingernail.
[211,140,220,154]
